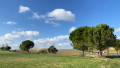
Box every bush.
[19,40,34,52]
[0,46,11,51]
[48,45,58,54]
[37,49,48,54]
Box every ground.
[1,48,120,68]
[0,51,106,68]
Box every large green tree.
[69,26,90,56]
[87,27,95,53]
[93,24,115,56]
[19,40,34,52]
[114,39,120,55]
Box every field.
[0,51,106,68]
[29,47,119,56]
[1,48,120,68]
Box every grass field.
[0,51,106,68]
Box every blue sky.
[0,0,120,49]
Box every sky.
[0,0,120,49]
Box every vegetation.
[37,49,48,54]
[69,24,116,56]
[69,26,90,56]
[0,51,106,68]
[19,40,34,52]
[0,46,11,51]
[48,45,58,54]
[114,39,120,55]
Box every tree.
[87,27,95,53]
[105,38,116,55]
[48,45,58,54]
[93,24,115,56]
[69,26,90,56]
[0,46,11,51]
[19,40,34,52]
[114,39,120,55]
[4,46,11,51]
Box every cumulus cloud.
[45,20,60,27]
[34,35,71,48]
[29,9,75,26]
[57,43,70,47]
[0,33,21,48]
[19,5,30,13]
[12,31,40,37]
[34,35,69,44]
[114,27,120,32]
[69,26,76,33]
[0,31,40,49]
[47,9,75,22]
[30,13,45,19]
[0,33,20,41]
[5,21,17,25]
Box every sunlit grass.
[0,51,106,68]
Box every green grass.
[0,51,106,68]
[104,58,120,68]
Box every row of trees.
[19,40,58,54]
[69,24,119,56]
[0,46,11,51]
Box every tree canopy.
[19,40,34,52]
[69,24,116,56]
[69,26,90,56]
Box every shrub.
[37,49,48,54]
[48,45,58,54]
[0,46,11,51]
[19,40,34,52]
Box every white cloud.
[29,9,75,26]
[0,31,40,49]
[57,43,70,47]
[69,26,76,33]
[34,35,69,47]
[12,31,40,37]
[0,33,20,41]
[19,5,30,13]
[5,21,17,25]
[117,36,120,39]
[115,27,120,32]
[0,33,21,48]
[45,20,60,27]
[30,13,45,19]
[47,9,75,22]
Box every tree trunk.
[117,50,118,55]
[82,45,85,56]
[107,48,109,55]
[26,49,29,53]
[92,48,93,53]
[88,48,90,53]
[100,50,102,56]
[82,48,85,56]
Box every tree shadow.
[104,55,120,59]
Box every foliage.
[19,40,34,52]
[69,26,90,56]
[0,46,11,51]
[37,49,48,54]
[114,39,120,55]
[48,45,58,54]
[69,24,116,56]
[93,24,116,56]
[0,51,106,68]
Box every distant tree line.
[19,40,58,54]
[0,46,11,51]
[69,24,120,56]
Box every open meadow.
[1,49,120,68]
[0,51,106,68]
